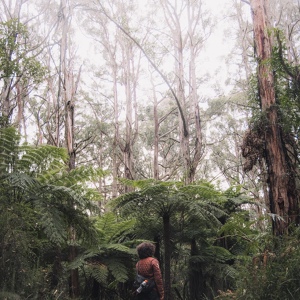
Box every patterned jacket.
[136,257,164,300]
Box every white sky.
[74,0,245,100]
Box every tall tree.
[244,0,299,235]
[0,18,45,130]
[160,0,211,184]
[58,0,82,296]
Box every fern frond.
[4,173,39,190]
[104,243,135,254]
[17,144,67,173]
[180,183,222,200]
[38,206,66,245]
[85,263,109,285]
[94,213,135,243]
[107,259,129,283]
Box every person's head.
[136,242,155,259]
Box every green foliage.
[218,211,260,257]
[0,127,103,297]
[65,212,137,299]
[0,19,45,82]
[94,212,136,244]
[234,232,300,299]
[270,29,300,136]
[114,179,240,299]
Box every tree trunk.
[163,213,172,300]
[250,0,299,235]
[152,74,160,180]
[187,0,204,183]
[162,0,206,185]
[60,0,80,296]
[121,39,140,187]
[112,64,119,197]
[124,51,134,183]
[189,238,204,300]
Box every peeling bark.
[249,0,299,235]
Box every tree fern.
[94,212,136,243]
[84,263,109,286]
[0,127,105,297]
[113,179,231,299]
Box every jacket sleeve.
[152,259,164,300]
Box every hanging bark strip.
[249,0,299,235]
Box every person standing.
[135,242,164,300]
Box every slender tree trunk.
[250,0,299,235]
[121,39,140,187]
[122,43,134,185]
[189,238,204,300]
[175,33,191,184]
[152,74,160,180]
[112,65,119,197]
[163,213,172,300]
[162,0,206,184]
[60,0,80,296]
[187,0,203,183]
[163,213,173,300]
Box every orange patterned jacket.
[136,257,164,300]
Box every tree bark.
[189,238,205,300]
[60,0,80,296]
[163,213,172,300]
[250,0,299,235]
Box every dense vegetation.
[1,0,300,299]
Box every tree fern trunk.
[163,213,171,300]
[189,238,204,300]
[69,222,79,297]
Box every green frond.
[187,201,226,225]
[17,144,67,173]
[113,191,141,208]
[191,246,232,264]
[36,168,65,184]
[39,184,79,201]
[104,243,135,254]
[219,211,257,237]
[71,246,134,289]
[94,212,136,243]
[107,259,130,284]
[180,183,222,200]
[67,166,108,185]
[4,173,39,190]
[84,188,103,202]
[85,263,109,285]
[0,127,20,172]
[118,178,157,189]
[38,206,66,245]
[0,126,20,147]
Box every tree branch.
[241,0,250,5]
[97,1,189,137]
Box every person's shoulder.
[149,257,160,266]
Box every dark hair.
[136,242,155,259]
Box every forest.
[1,0,300,299]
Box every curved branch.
[97,2,189,137]
[241,0,250,5]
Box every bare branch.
[96,1,189,137]
[241,0,250,5]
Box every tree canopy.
[1,0,300,299]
